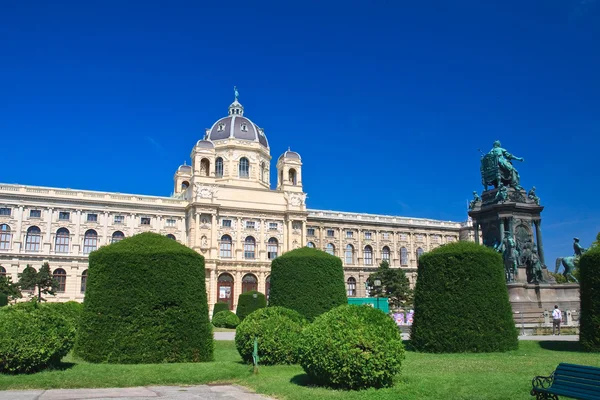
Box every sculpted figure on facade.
[195,183,219,200]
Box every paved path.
[0,385,274,400]
[214,332,235,341]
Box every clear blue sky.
[1,1,599,265]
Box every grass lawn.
[212,327,236,332]
[1,341,598,399]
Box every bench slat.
[558,364,600,377]
[560,363,600,373]
[545,385,600,400]
[555,375,600,388]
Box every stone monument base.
[507,280,580,335]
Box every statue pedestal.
[507,282,580,335]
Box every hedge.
[236,291,267,321]
[580,245,600,352]
[298,305,405,390]
[213,302,230,318]
[212,310,240,329]
[411,241,518,353]
[0,293,7,307]
[235,306,306,365]
[269,247,347,321]
[75,232,213,363]
[42,301,83,328]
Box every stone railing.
[307,209,465,229]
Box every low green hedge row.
[212,310,240,329]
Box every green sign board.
[348,297,389,313]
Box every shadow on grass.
[290,373,314,387]
[537,341,584,352]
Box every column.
[508,217,514,236]
[74,209,82,255]
[15,206,24,252]
[236,217,242,259]
[499,218,505,243]
[473,222,480,245]
[195,212,201,248]
[102,212,109,246]
[301,220,306,247]
[338,227,343,262]
[534,220,545,266]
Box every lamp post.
[374,279,381,311]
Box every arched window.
[181,181,190,191]
[166,234,176,240]
[0,224,11,250]
[0,266,6,277]
[382,246,391,262]
[346,277,357,297]
[417,247,424,259]
[217,273,234,310]
[260,162,266,182]
[55,228,70,253]
[200,158,210,177]
[220,235,232,258]
[83,229,98,254]
[244,236,256,259]
[401,247,408,265]
[242,273,258,293]
[364,245,373,265]
[53,268,67,292]
[111,231,125,243]
[215,157,224,178]
[239,157,249,178]
[267,237,278,260]
[306,242,315,248]
[326,243,335,256]
[25,226,41,252]
[266,275,271,299]
[81,269,87,293]
[345,244,354,265]
[288,168,297,185]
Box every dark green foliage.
[42,301,83,328]
[269,247,347,321]
[0,293,7,307]
[213,302,230,317]
[75,232,213,363]
[0,275,22,303]
[579,246,600,352]
[411,241,518,353]
[212,310,240,329]
[235,306,306,365]
[18,263,58,302]
[236,291,267,321]
[367,260,413,309]
[0,306,76,374]
[298,305,405,390]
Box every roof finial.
[234,86,239,101]
[288,146,291,151]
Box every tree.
[18,263,58,302]
[367,260,413,309]
[0,275,22,303]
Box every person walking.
[552,305,562,335]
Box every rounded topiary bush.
[269,247,347,321]
[411,241,518,353]
[235,306,306,365]
[579,246,600,352]
[0,293,8,307]
[213,302,230,318]
[212,310,240,329]
[298,304,405,390]
[236,290,267,321]
[0,306,75,374]
[42,301,83,328]
[75,232,213,363]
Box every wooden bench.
[531,363,600,399]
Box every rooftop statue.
[528,186,540,205]
[468,191,481,210]
[480,140,525,191]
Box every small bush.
[580,246,600,352]
[0,294,7,307]
[0,307,75,374]
[298,305,405,390]
[41,301,83,328]
[212,310,240,329]
[213,302,230,317]
[236,291,267,321]
[235,306,306,365]
[269,247,347,321]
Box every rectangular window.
[382,232,390,240]
[114,215,125,224]
[141,217,151,225]
[166,218,176,227]
[58,211,70,221]
[307,228,315,236]
[364,231,372,240]
[222,219,232,228]
[432,235,440,244]
[246,221,255,229]
[292,222,302,230]
[269,222,278,230]
[87,213,98,222]
[346,231,353,239]
[400,233,408,242]
[29,210,41,218]
[327,229,335,237]
[0,208,10,216]
[416,234,424,242]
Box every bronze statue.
[468,191,481,210]
[554,238,587,283]
[527,186,540,205]
[480,140,525,190]
[573,237,587,257]
[500,231,519,283]
[495,183,508,203]
[521,242,544,283]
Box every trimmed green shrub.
[0,306,75,373]
[213,302,230,317]
[0,293,7,307]
[580,246,600,352]
[411,241,518,353]
[212,310,240,329]
[269,247,347,321]
[75,232,213,363]
[235,306,306,365]
[236,291,267,321]
[298,305,405,390]
[41,301,83,328]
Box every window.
[25,226,41,252]
[346,277,357,297]
[241,123,248,132]
[0,224,11,250]
[417,247,424,258]
[200,158,210,177]
[0,207,11,216]
[83,229,98,254]
[55,228,70,253]
[288,168,297,185]
[166,218,176,227]
[0,266,5,277]
[382,246,391,262]
[292,221,302,230]
[53,268,67,292]
[244,236,256,259]
[364,245,373,265]
[326,243,335,256]
[218,273,234,309]
[267,237,278,260]
[242,274,258,293]
[215,157,224,178]
[401,247,408,265]
[141,217,151,225]
[220,235,232,258]
[346,230,354,239]
[447,236,456,243]
[59,211,70,221]
[400,233,408,242]
[364,231,372,240]
[87,213,98,222]
[111,231,124,243]
[327,229,335,237]
[239,157,249,178]
[114,215,125,224]
[217,123,225,132]
[246,221,255,230]
[416,234,424,242]
[307,228,315,236]
[260,162,266,182]
[166,234,176,240]
[432,235,440,244]
[269,222,278,230]
[345,244,354,264]
[29,210,41,218]
[222,219,232,228]
[81,270,88,293]
[382,232,390,240]
[306,242,315,248]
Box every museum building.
[0,96,474,312]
